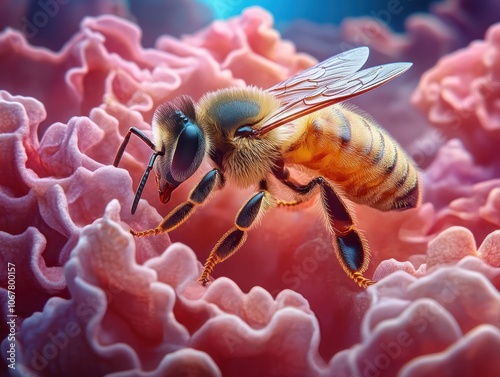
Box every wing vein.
[258,48,412,136]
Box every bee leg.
[276,198,305,208]
[130,168,224,237]
[283,176,374,288]
[198,188,275,285]
[276,196,318,209]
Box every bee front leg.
[198,188,275,285]
[130,168,224,237]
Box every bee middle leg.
[198,186,275,285]
[275,196,318,209]
[281,175,374,288]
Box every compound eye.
[171,123,205,182]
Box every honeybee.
[114,47,420,288]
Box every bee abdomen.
[339,115,420,211]
[284,106,421,212]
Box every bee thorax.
[223,139,280,187]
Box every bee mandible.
[113,47,420,288]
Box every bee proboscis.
[114,47,420,288]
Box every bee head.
[152,96,206,203]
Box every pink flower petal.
[400,325,500,377]
[426,226,477,268]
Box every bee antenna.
[113,127,164,214]
[114,127,157,167]
[132,150,164,214]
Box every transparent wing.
[258,47,412,136]
[266,47,370,104]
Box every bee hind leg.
[198,186,275,285]
[281,175,374,288]
[317,177,374,288]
